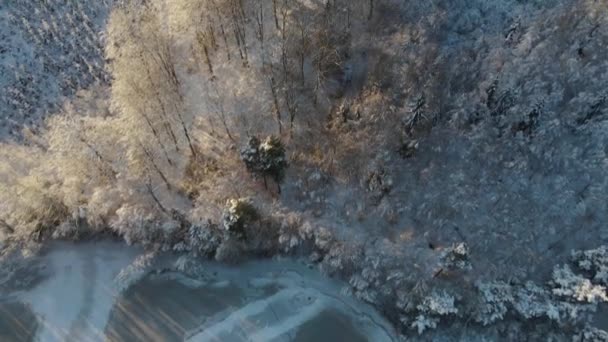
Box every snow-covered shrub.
[173,255,208,279]
[185,221,223,257]
[410,315,439,335]
[398,139,419,159]
[471,274,600,328]
[277,213,304,253]
[418,290,459,316]
[51,221,79,240]
[114,251,157,292]
[511,282,560,321]
[546,263,608,324]
[572,246,608,286]
[320,241,364,277]
[85,186,123,230]
[411,290,458,335]
[222,198,259,239]
[395,286,419,320]
[215,239,244,264]
[349,274,372,294]
[441,242,472,271]
[50,206,91,240]
[110,204,163,246]
[364,165,393,201]
[474,281,514,325]
[1,177,70,241]
[313,227,335,252]
[551,265,608,304]
[349,243,400,305]
[573,326,608,342]
[349,265,384,305]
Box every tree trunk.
[209,25,217,49]
[141,144,172,190]
[273,0,279,29]
[204,44,214,75]
[176,110,197,157]
[300,27,305,85]
[214,4,232,61]
[269,75,282,134]
[0,218,14,234]
[142,55,180,152]
[146,181,169,215]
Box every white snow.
[248,299,326,341]
[188,288,307,341]
[6,242,397,341]
[16,242,141,342]
[186,261,398,342]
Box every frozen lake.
[0,242,397,342]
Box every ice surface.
[1,242,397,342]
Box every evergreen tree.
[240,136,262,174]
[222,198,259,239]
[259,135,288,188]
[240,135,288,193]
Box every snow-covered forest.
[1,0,608,340]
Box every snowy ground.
[0,242,397,342]
[3,242,141,341]
[0,1,111,139]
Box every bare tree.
[272,0,280,30]
[269,71,283,134]
[211,0,232,61]
[253,0,266,66]
[209,84,237,143]
[284,81,298,136]
[140,142,172,191]
[228,0,248,65]
[292,13,311,86]
[196,29,215,75]
[127,78,175,166]
[146,176,170,215]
